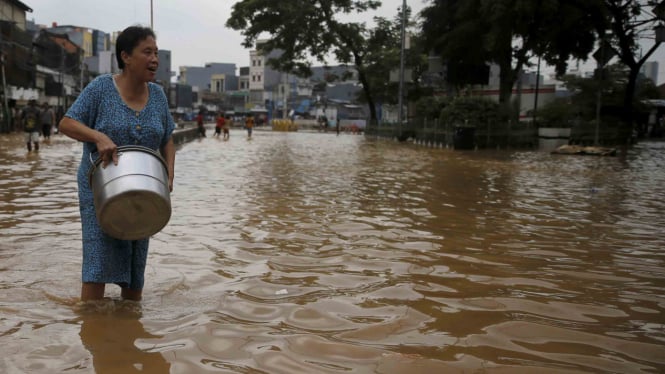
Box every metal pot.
[88,145,171,240]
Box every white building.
[641,61,659,84]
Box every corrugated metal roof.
[8,0,32,12]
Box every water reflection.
[77,301,170,373]
[0,131,664,373]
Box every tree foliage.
[439,97,501,126]
[354,10,428,108]
[537,98,578,128]
[540,62,660,128]
[421,0,664,144]
[227,0,400,122]
[414,95,449,119]
[595,0,664,141]
[421,0,603,107]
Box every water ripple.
[0,132,664,372]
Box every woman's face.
[124,36,159,82]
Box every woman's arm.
[160,137,175,192]
[59,116,118,167]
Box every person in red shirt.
[196,111,206,137]
[214,111,225,137]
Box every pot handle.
[89,151,97,166]
[89,150,122,166]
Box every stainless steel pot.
[88,145,171,240]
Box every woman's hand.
[95,133,118,168]
[58,117,118,168]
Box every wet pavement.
[1,130,664,373]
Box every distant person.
[196,110,206,137]
[40,102,56,140]
[214,111,224,137]
[21,99,40,151]
[336,118,340,136]
[223,114,230,140]
[58,25,176,302]
[245,115,254,138]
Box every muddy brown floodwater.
[0,130,664,373]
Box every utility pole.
[59,44,65,113]
[150,0,154,29]
[533,56,541,127]
[1,52,9,133]
[594,40,606,146]
[397,0,407,135]
[283,72,288,119]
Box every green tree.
[421,0,602,109]
[558,64,630,120]
[595,0,664,143]
[354,10,428,111]
[439,96,501,126]
[545,63,657,129]
[227,0,402,124]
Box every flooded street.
[1,130,664,373]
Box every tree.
[544,62,658,135]
[354,10,428,111]
[421,0,602,110]
[560,64,630,117]
[595,0,664,143]
[226,0,390,123]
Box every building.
[169,83,194,119]
[248,40,282,109]
[0,0,31,31]
[1,0,34,131]
[178,63,237,92]
[238,66,250,91]
[641,61,659,84]
[155,50,172,85]
[84,50,117,75]
[45,24,99,58]
[32,29,85,110]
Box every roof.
[38,30,81,54]
[8,0,32,12]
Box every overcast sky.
[24,0,664,84]
[24,0,427,71]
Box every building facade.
[0,0,31,30]
[641,61,659,84]
[178,63,237,92]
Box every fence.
[367,118,538,149]
[367,118,628,149]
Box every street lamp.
[397,0,407,136]
[1,52,8,132]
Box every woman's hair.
[115,26,156,69]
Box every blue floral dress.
[66,74,175,290]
